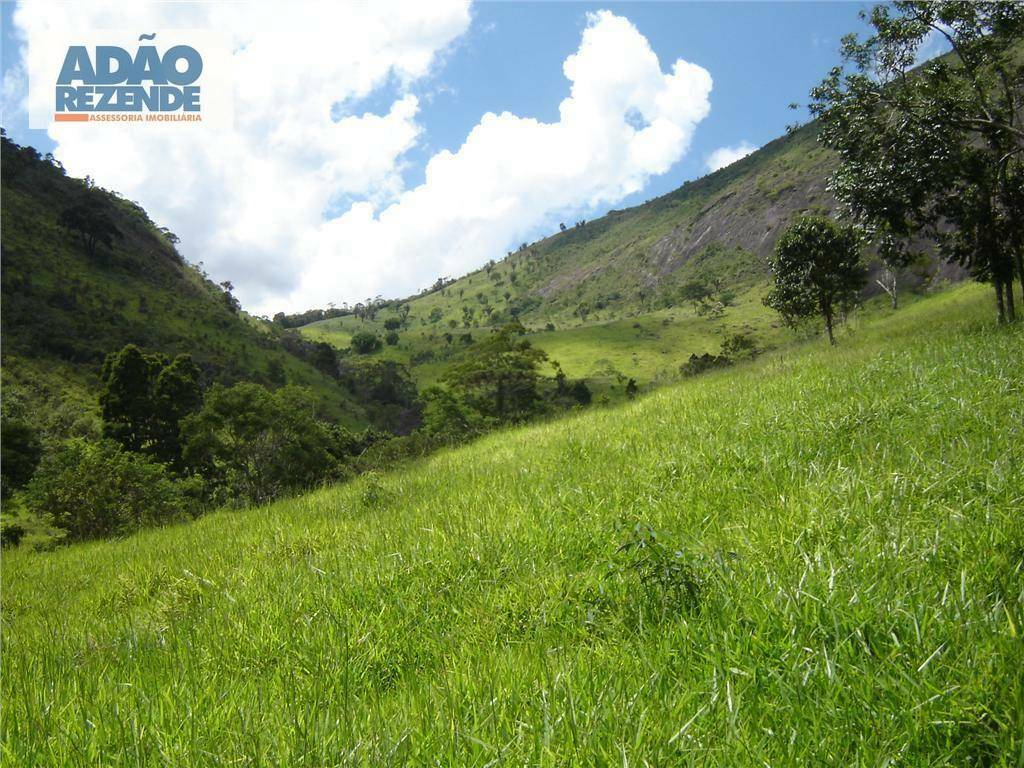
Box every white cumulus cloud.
[286,10,712,313]
[705,141,756,173]
[12,5,712,314]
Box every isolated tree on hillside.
[764,216,867,345]
[679,280,713,310]
[810,1,1024,322]
[350,331,382,355]
[60,197,122,258]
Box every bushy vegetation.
[6,326,592,541]
[24,439,195,542]
[181,383,344,505]
[3,286,1020,763]
[811,0,1024,321]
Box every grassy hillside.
[299,122,959,393]
[0,135,368,432]
[4,283,1021,765]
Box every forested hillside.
[0,132,369,435]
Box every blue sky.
[399,2,874,206]
[1,2,881,312]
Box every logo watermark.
[30,30,232,128]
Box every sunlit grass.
[3,283,1021,765]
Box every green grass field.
[3,283,1022,766]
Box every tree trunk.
[995,277,1007,324]
[1005,273,1017,323]
[1015,247,1024,311]
[876,269,898,310]
[823,307,836,345]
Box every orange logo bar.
[54,113,89,122]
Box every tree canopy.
[764,216,867,344]
[810,1,1024,322]
[100,344,203,467]
[443,323,550,423]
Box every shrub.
[1,419,42,499]
[720,332,758,360]
[568,379,592,406]
[385,330,399,346]
[0,522,27,548]
[25,439,193,541]
[420,386,486,444]
[612,521,704,619]
[350,331,382,354]
[680,352,731,377]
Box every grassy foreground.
[2,284,1022,766]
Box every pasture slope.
[2,283,1022,766]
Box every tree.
[60,196,122,258]
[443,323,549,422]
[1,419,42,499]
[568,379,592,406]
[100,344,164,452]
[310,341,338,376]
[810,1,1024,322]
[149,355,203,469]
[420,386,484,444]
[181,383,335,504]
[350,331,382,354]
[219,281,241,313]
[764,216,867,344]
[679,280,713,309]
[266,357,287,386]
[100,345,203,466]
[336,358,421,434]
[25,439,193,541]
